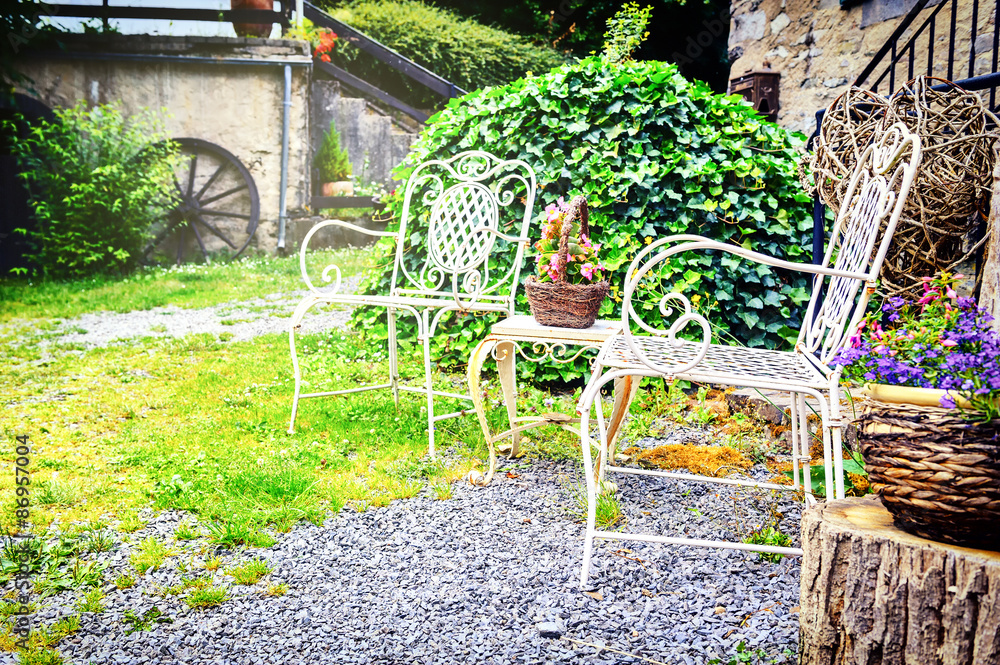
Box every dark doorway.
[0,93,55,276]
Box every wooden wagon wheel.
[144,138,260,264]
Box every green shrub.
[323,0,569,109]
[356,57,813,382]
[315,121,352,182]
[4,102,177,279]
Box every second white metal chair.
[288,151,537,458]
[576,123,922,588]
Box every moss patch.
[628,443,752,477]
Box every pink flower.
[940,339,958,347]
[580,263,596,280]
[917,290,940,305]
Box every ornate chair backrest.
[391,151,537,313]
[615,123,921,379]
[798,122,922,368]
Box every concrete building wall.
[16,35,313,254]
[727,0,996,135]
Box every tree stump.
[800,495,1000,665]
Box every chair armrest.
[628,235,871,289]
[618,234,870,379]
[299,219,400,296]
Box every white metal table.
[466,315,639,484]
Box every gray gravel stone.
[9,455,801,665]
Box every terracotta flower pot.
[231,0,273,38]
[321,181,353,197]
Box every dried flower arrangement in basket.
[832,273,1000,550]
[524,196,609,329]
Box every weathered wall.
[728,0,996,135]
[16,35,312,254]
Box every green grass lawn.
[0,248,583,537]
[0,248,376,323]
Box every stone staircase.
[311,79,421,189]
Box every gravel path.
[7,282,801,664]
[19,276,362,349]
[37,453,800,665]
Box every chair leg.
[421,312,436,460]
[829,383,846,500]
[820,408,835,502]
[288,323,303,435]
[388,310,400,407]
[789,393,799,490]
[578,389,599,590]
[287,297,319,435]
[605,375,639,474]
[796,393,812,496]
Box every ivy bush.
[358,56,813,382]
[5,102,177,279]
[322,0,569,109]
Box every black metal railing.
[40,2,291,35]
[809,0,1000,264]
[303,1,466,123]
[854,0,1000,109]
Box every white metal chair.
[576,123,922,588]
[288,151,537,458]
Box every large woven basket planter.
[857,396,1000,550]
[524,277,609,329]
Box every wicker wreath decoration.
[810,76,999,295]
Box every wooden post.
[980,148,1000,331]
[800,496,1000,665]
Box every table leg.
[496,340,521,457]
[467,337,499,484]
[607,375,640,458]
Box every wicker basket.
[525,196,609,329]
[858,399,1000,550]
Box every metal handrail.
[853,0,932,88]
[303,1,466,101]
[37,4,291,31]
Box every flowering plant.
[832,273,1000,420]
[285,19,337,63]
[533,197,606,284]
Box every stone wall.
[14,35,424,257]
[16,35,312,255]
[727,0,996,135]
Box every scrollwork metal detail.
[491,340,603,365]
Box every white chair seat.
[601,336,829,389]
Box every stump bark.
[800,495,1000,665]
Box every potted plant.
[283,18,337,62]
[832,272,1000,549]
[231,0,275,38]
[314,121,352,197]
[524,196,609,328]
